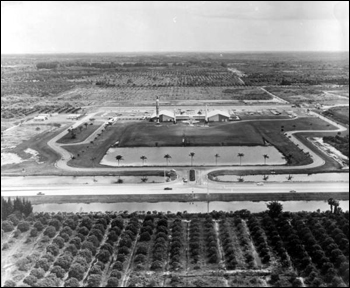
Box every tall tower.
[205,104,208,122]
[156,96,160,123]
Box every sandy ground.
[1,153,23,166]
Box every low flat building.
[33,115,48,121]
[207,110,230,122]
[150,110,176,122]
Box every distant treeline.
[1,196,33,220]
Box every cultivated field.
[1,209,349,287]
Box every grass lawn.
[57,123,102,144]
[323,106,349,125]
[63,117,337,168]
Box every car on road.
[256,182,264,186]
[290,190,297,193]
[164,187,173,190]
[37,192,45,196]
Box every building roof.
[207,110,230,118]
[151,110,175,119]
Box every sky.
[1,1,349,54]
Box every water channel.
[33,200,349,214]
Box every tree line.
[1,196,33,220]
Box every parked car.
[37,192,45,195]
[164,187,173,190]
[256,182,264,186]
[290,190,297,193]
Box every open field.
[323,106,349,126]
[1,209,349,287]
[264,86,349,105]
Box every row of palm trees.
[115,153,272,166]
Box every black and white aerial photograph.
[1,1,349,287]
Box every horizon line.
[1,50,349,56]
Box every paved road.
[2,181,349,197]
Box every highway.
[1,181,349,197]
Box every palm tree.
[115,155,124,166]
[189,152,195,166]
[140,156,147,166]
[333,200,340,214]
[263,154,269,165]
[141,176,148,183]
[263,175,269,181]
[237,153,244,166]
[328,198,335,213]
[164,154,171,166]
[215,153,220,166]
[287,174,293,181]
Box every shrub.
[7,214,20,226]
[86,235,100,247]
[101,243,113,254]
[77,226,89,236]
[110,270,122,279]
[53,236,65,249]
[117,254,126,263]
[2,221,14,232]
[30,228,38,237]
[44,226,57,238]
[119,246,129,255]
[113,261,123,271]
[68,263,85,281]
[30,268,45,279]
[81,241,97,255]
[136,246,148,255]
[69,237,81,249]
[41,235,50,243]
[23,275,37,286]
[80,217,93,230]
[77,249,93,263]
[61,226,73,237]
[87,274,101,287]
[3,280,16,287]
[108,231,119,242]
[35,258,50,271]
[90,228,104,242]
[89,265,102,275]
[2,242,10,250]
[151,260,163,270]
[134,254,147,264]
[33,221,44,231]
[42,253,55,263]
[13,229,21,238]
[106,277,119,287]
[60,232,70,242]
[97,249,111,263]
[63,218,78,230]
[51,265,66,278]
[35,274,60,287]
[74,257,88,270]
[64,277,80,287]
[48,219,61,231]
[140,232,151,242]
[55,254,73,271]
[17,221,30,232]
[64,244,78,256]
[46,244,60,256]
[111,218,124,230]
